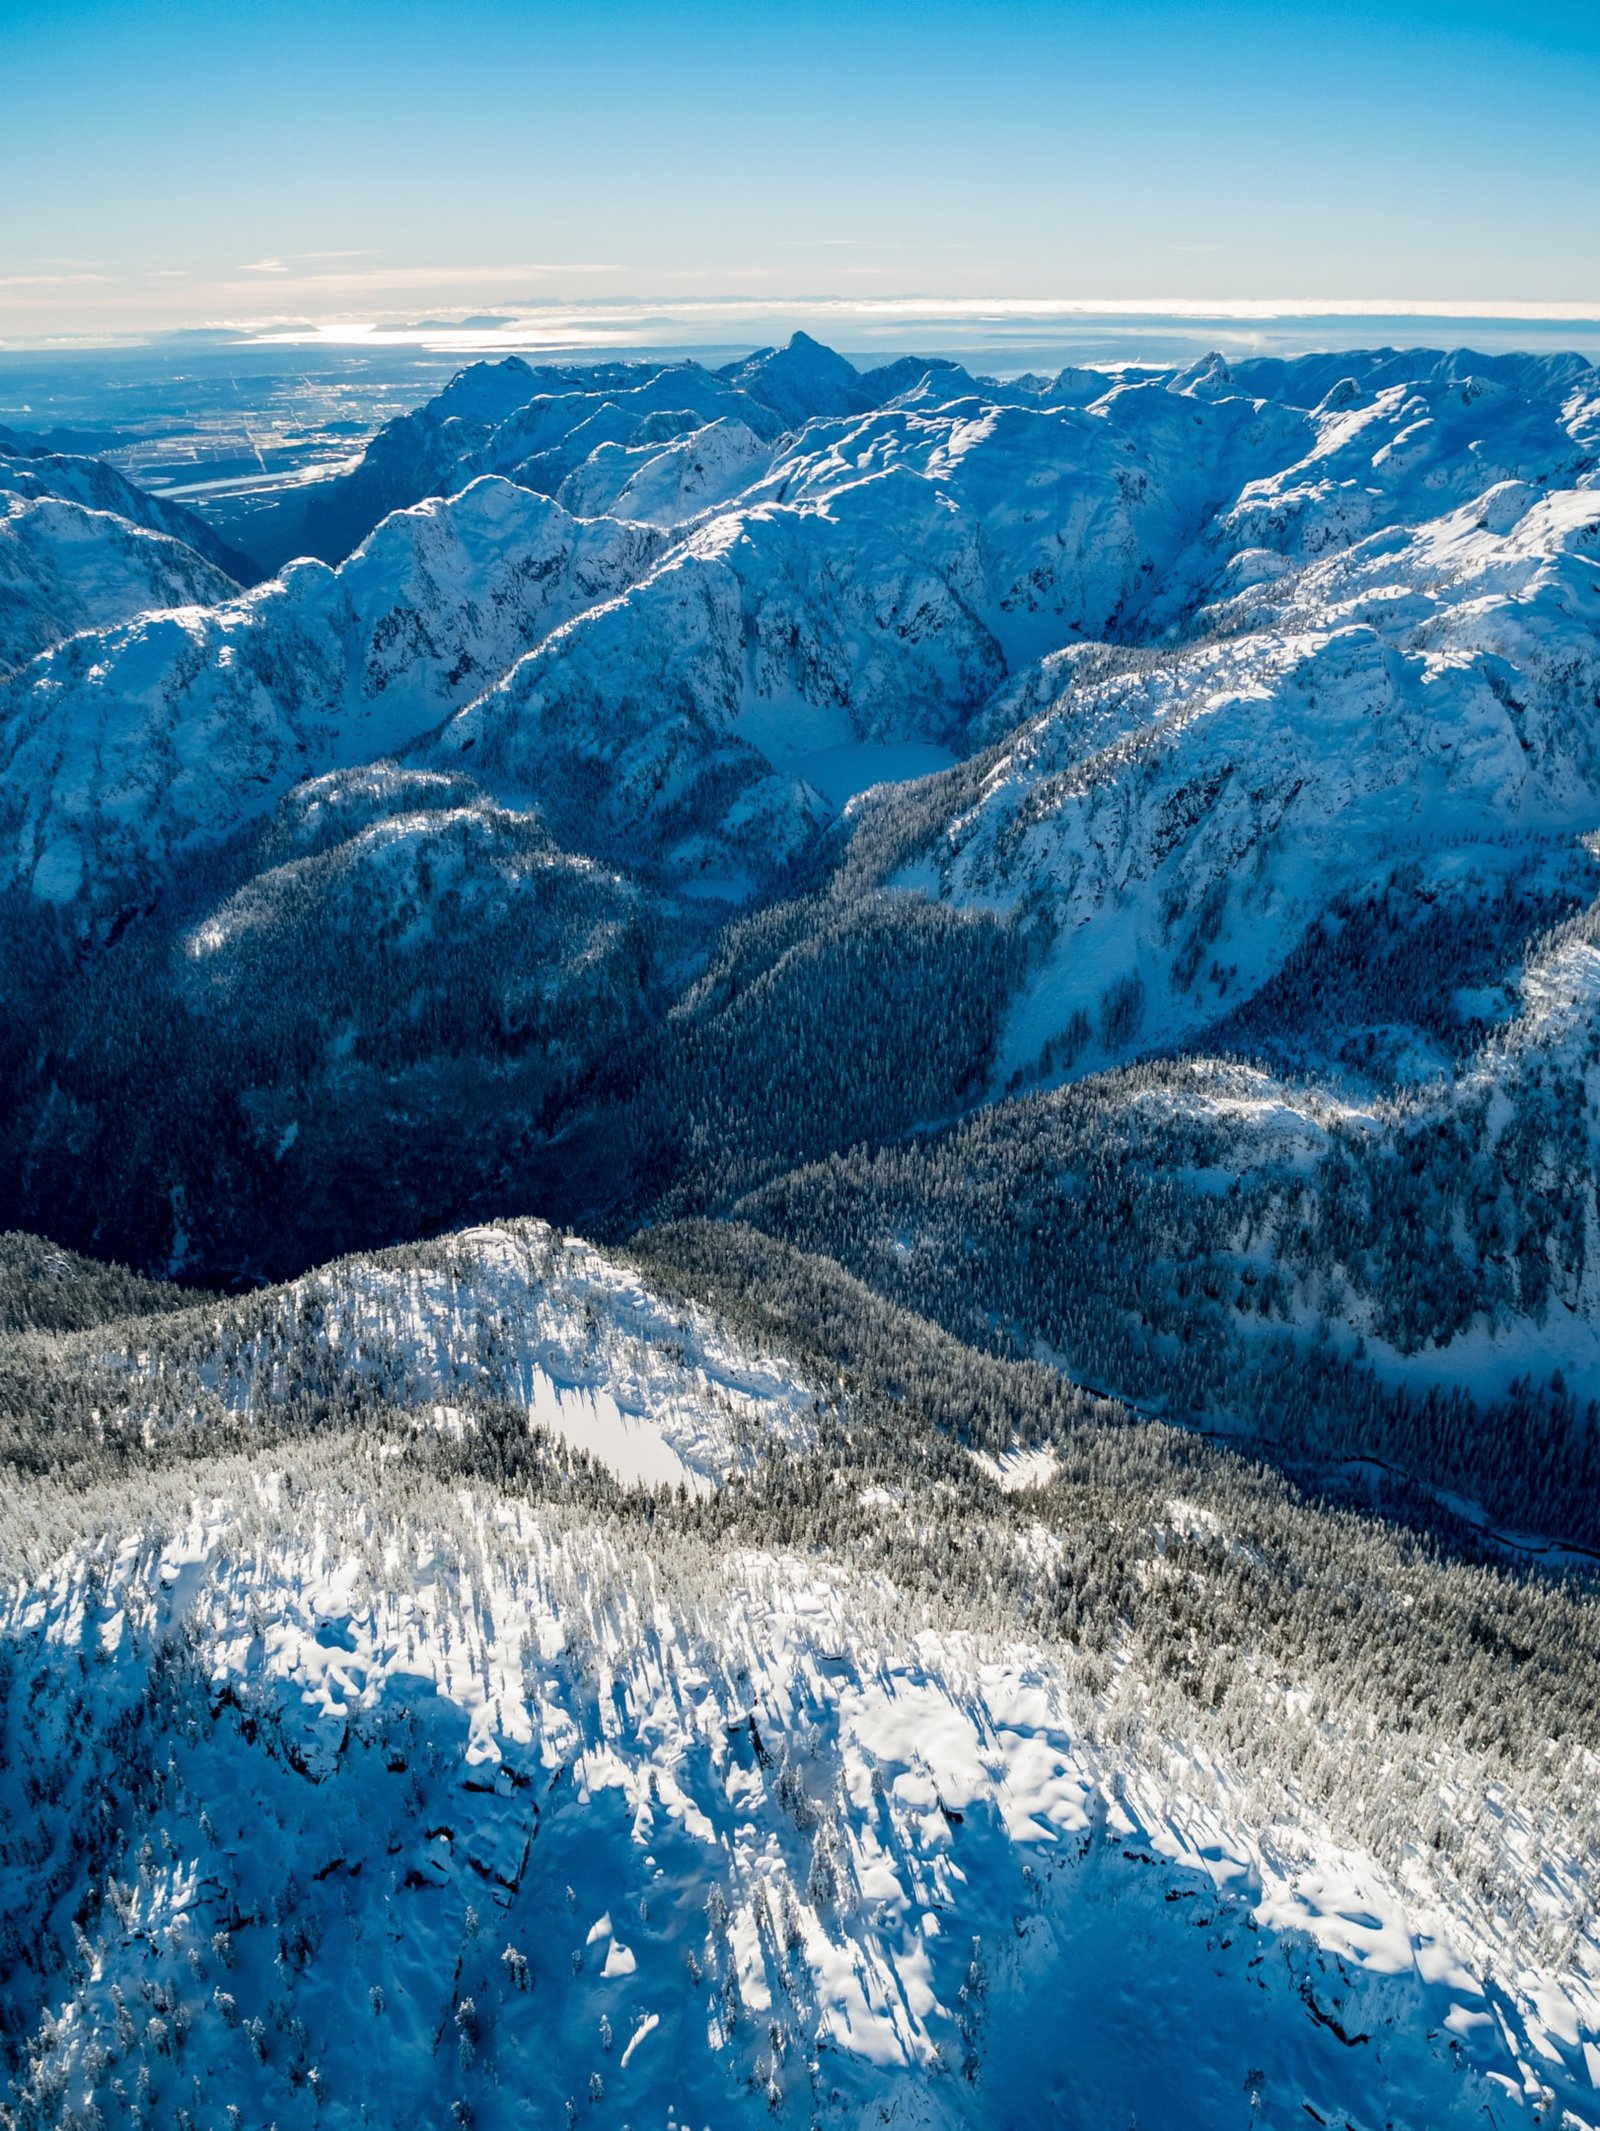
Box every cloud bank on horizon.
[2,0,1598,342]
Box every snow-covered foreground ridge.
[5,1456,1599,2131]
[4,1218,1600,2128]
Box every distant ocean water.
[2,301,1596,437]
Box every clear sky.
[3,0,1598,340]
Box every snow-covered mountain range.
[3,333,1600,2129]
[4,335,1598,1422]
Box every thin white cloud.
[218,261,623,299]
[563,295,1600,322]
[239,249,378,271]
[0,272,109,288]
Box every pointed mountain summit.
[718,329,874,426]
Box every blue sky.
[3,0,1597,338]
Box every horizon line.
[4,292,1600,357]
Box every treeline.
[1215,852,1593,1078]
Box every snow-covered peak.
[556,416,770,526]
[93,1216,820,1491]
[716,330,873,428]
[0,445,261,583]
[0,491,236,677]
[0,478,661,924]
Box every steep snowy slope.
[731,861,1600,1542]
[556,415,771,526]
[296,355,586,559]
[298,335,966,566]
[0,492,236,676]
[482,367,787,485]
[299,354,786,563]
[286,336,1067,585]
[420,379,1319,889]
[738,380,1310,661]
[847,480,1600,1084]
[289,338,1600,592]
[0,446,261,583]
[409,348,1588,908]
[426,481,1001,892]
[0,479,662,930]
